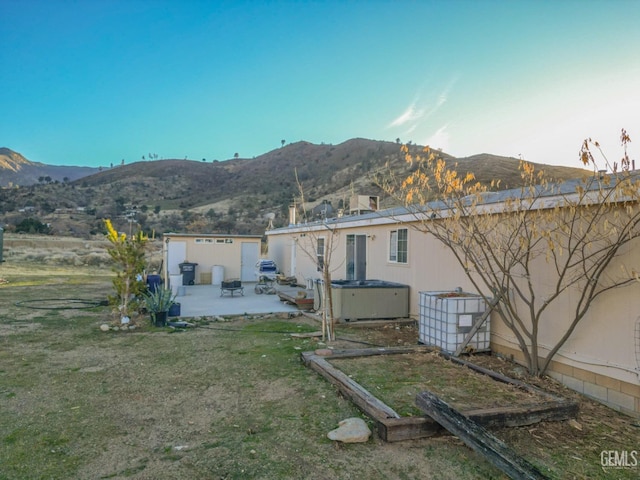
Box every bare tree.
[293,169,342,341]
[379,132,640,376]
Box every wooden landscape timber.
[416,390,549,480]
[440,353,580,426]
[300,346,578,443]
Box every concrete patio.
[174,282,308,317]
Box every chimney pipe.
[288,205,297,226]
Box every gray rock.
[327,417,371,443]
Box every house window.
[317,237,325,272]
[389,228,408,263]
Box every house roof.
[267,171,640,235]
[163,233,263,239]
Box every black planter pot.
[151,311,168,327]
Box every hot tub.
[315,279,409,322]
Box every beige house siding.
[266,211,640,417]
[267,222,479,313]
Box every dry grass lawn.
[0,236,638,479]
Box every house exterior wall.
[487,239,640,417]
[266,212,640,417]
[267,222,478,311]
[162,234,262,284]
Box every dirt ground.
[1,257,639,479]
[333,321,640,476]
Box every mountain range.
[0,140,589,238]
[0,147,100,187]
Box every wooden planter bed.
[301,346,578,443]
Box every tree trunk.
[321,265,335,341]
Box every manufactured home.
[266,191,640,417]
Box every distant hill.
[0,140,590,238]
[0,147,100,187]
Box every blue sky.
[1,0,639,169]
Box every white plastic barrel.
[212,265,224,286]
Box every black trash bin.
[179,262,198,285]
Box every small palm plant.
[143,286,176,326]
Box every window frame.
[389,228,408,264]
[316,237,325,272]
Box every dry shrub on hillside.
[6,246,112,267]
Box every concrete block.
[562,375,585,394]
[583,381,608,403]
[547,371,562,383]
[620,380,640,398]
[595,374,621,391]
[548,359,573,377]
[607,389,636,413]
[572,367,596,384]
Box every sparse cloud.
[387,79,455,138]
[388,103,425,128]
[405,124,418,134]
[433,91,448,111]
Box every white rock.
[99,324,110,332]
[327,417,371,443]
